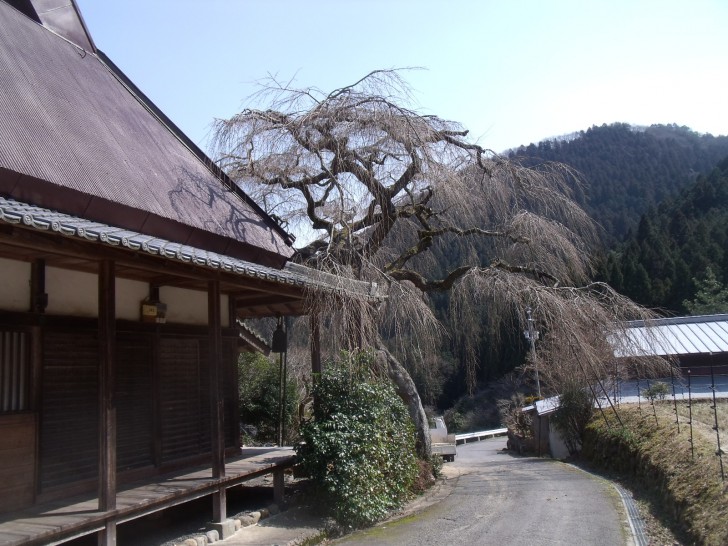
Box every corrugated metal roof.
[0,196,380,300]
[0,2,293,262]
[613,315,728,357]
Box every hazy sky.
[75,0,728,154]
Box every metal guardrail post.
[687,369,694,461]
[636,378,642,417]
[671,367,680,433]
[709,363,725,482]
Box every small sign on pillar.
[141,300,167,323]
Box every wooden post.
[29,259,48,313]
[310,312,321,412]
[310,311,321,377]
[273,468,285,505]
[208,280,226,521]
[98,260,116,546]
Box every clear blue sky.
[75,0,728,154]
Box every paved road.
[334,437,630,546]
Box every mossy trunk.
[376,345,431,459]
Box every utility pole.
[524,306,541,398]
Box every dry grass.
[671,400,728,446]
[587,404,728,545]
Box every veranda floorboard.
[0,447,296,546]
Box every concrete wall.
[548,422,572,460]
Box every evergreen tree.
[683,267,728,315]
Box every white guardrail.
[454,427,508,445]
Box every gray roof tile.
[0,196,380,299]
[0,2,293,262]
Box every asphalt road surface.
[334,437,630,545]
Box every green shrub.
[498,393,533,440]
[428,452,444,478]
[643,381,669,402]
[238,352,298,444]
[443,409,466,433]
[550,385,594,455]
[296,351,419,528]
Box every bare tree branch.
[212,69,673,457]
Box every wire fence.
[599,363,728,484]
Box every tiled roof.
[0,196,380,300]
[0,1,292,263]
[613,314,728,357]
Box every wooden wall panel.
[0,413,36,512]
[39,330,98,491]
[159,337,204,463]
[116,332,153,472]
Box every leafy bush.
[643,381,669,402]
[498,393,532,439]
[428,452,444,478]
[296,351,419,528]
[238,352,298,444]
[550,385,594,455]
[443,409,466,433]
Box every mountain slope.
[603,156,728,312]
[508,123,728,242]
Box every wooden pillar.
[30,259,48,313]
[310,311,322,414]
[208,280,226,522]
[273,468,285,505]
[98,260,116,546]
[310,311,321,377]
[228,297,241,450]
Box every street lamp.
[524,306,541,398]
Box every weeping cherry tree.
[213,70,671,457]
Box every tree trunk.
[375,345,431,459]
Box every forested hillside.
[602,157,728,313]
[508,123,728,242]
[420,124,728,409]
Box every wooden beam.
[233,292,302,305]
[0,227,308,299]
[97,260,117,545]
[208,280,226,522]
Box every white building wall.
[1,260,230,326]
[46,267,98,317]
[548,421,572,460]
[116,278,149,321]
[159,286,230,327]
[0,257,30,311]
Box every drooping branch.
[385,226,530,274]
[387,266,474,292]
[212,70,664,456]
[489,259,561,286]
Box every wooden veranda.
[0,447,296,546]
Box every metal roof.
[613,314,728,357]
[0,1,293,264]
[0,196,379,300]
[523,395,561,416]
